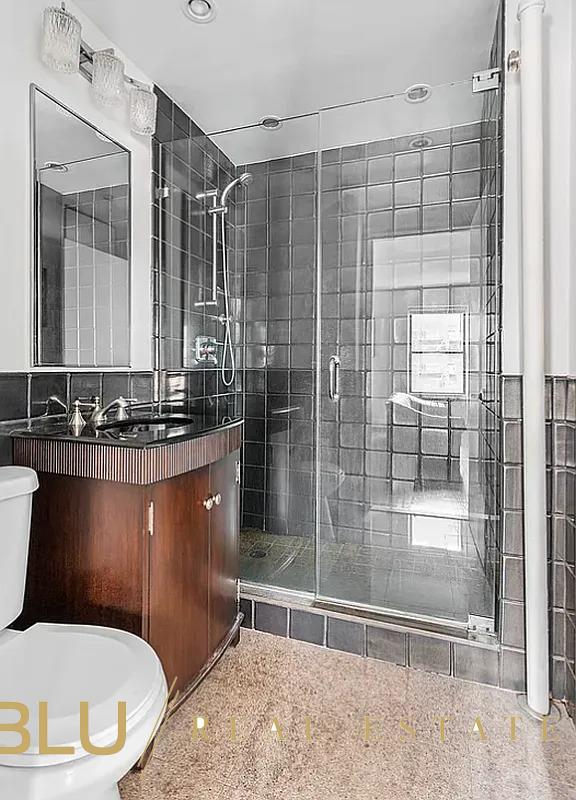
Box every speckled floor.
[121,630,576,800]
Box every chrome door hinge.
[235,460,241,485]
[472,68,501,93]
[467,614,495,641]
[147,501,155,536]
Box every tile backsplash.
[0,367,241,468]
[0,371,153,465]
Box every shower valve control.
[195,335,218,365]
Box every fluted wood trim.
[13,423,242,486]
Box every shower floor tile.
[120,630,576,800]
[240,520,493,622]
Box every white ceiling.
[75,0,500,162]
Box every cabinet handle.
[203,496,214,511]
[213,492,222,506]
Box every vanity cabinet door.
[208,452,240,652]
[18,474,146,634]
[147,467,211,692]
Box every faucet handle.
[68,400,86,434]
[75,396,100,407]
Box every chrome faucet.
[90,396,138,427]
[73,396,138,428]
[45,395,68,416]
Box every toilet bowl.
[0,467,168,799]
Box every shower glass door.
[316,82,501,626]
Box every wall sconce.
[92,50,125,107]
[40,4,157,136]
[41,5,81,73]
[129,85,158,137]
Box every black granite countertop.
[8,412,243,450]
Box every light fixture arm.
[78,41,150,93]
[51,2,155,115]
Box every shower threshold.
[240,525,494,626]
[240,579,489,641]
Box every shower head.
[220,172,253,206]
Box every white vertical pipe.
[517,0,549,717]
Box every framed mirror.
[32,87,131,367]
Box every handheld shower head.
[220,172,253,206]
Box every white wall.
[0,0,154,371]
[503,0,576,375]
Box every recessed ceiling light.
[182,0,217,23]
[405,84,432,103]
[410,136,433,149]
[259,115,282,131]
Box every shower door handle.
[329,355,341,402]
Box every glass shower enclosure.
[172,74,502,633]
[315,84,501,627]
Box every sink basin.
[98,416,196,435]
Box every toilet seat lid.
[0,623,165,765]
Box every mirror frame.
[30,84,132,369]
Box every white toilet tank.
[0,467,39,631]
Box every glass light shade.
[129,86,158,136]
[41,7,81,73]
[92,51,125,107]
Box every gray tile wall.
[236,153,318,538]
[237,119,493,547]
[152,88,241,419]
[499,376,576,718]
[242,596,503,686]
[62,184,130,366]
[317,123,490,552]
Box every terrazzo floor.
[121,629,576,800]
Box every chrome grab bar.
[328,355,341,402]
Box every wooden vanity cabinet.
[17,450,240,696]
[207,454,241,653]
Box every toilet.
[0,467,168,800]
